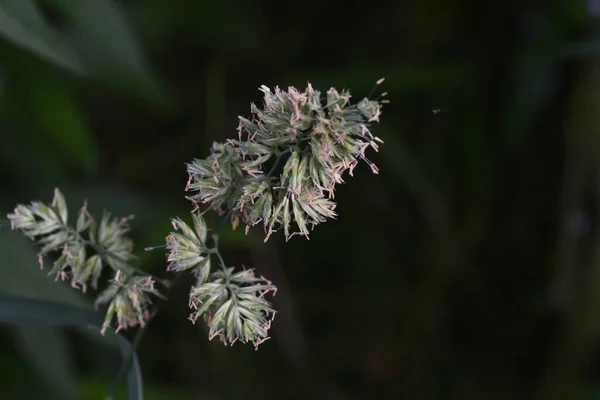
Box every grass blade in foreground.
[0,295,143,400]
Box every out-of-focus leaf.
[13,325,77,400]
[112,329,144,400]
[0,228,87,399]
[2,46,97,176]
[0,127,62,183]
[0,295,99,326]
[0,0,84,74]
[126,1,179,47]
[0,295,143,400]
[0,352,50,398]
[53,0,168,107]
[15,67,97,174]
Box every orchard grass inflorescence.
[6,79,386,349]
[186,81,386,241]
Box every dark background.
[0,0,597,399]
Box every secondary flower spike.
[7,188,165,336]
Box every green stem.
[106,324,145,399]
[106,271,187,399]
[52,224,163,399]
[208,234,231,286]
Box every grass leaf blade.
[0,295,143,400]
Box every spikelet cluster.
[186,82,385,241]
[7,189,161,334]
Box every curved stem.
[106,324,145,399]
[106,270,187,399]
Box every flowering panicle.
[163,80,385,348]
[5,79,385,351]
[6,188,161,334]
[185,80,386,241]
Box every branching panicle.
[6,79,385,351]
[166,215,277,348]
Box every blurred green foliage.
[2,0,600,399]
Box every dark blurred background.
[1,0,599,399]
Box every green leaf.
[0,230,142,399]
[12,325,77,400]
[5,59,98,175]
[0,228,83,400]
[0,295,143,400]
[0,295,100,330]
[0,0,84,74]
[28,73,97,174]
[0,351,55,398]
[53,0,168,107]
[0,229,89,305]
